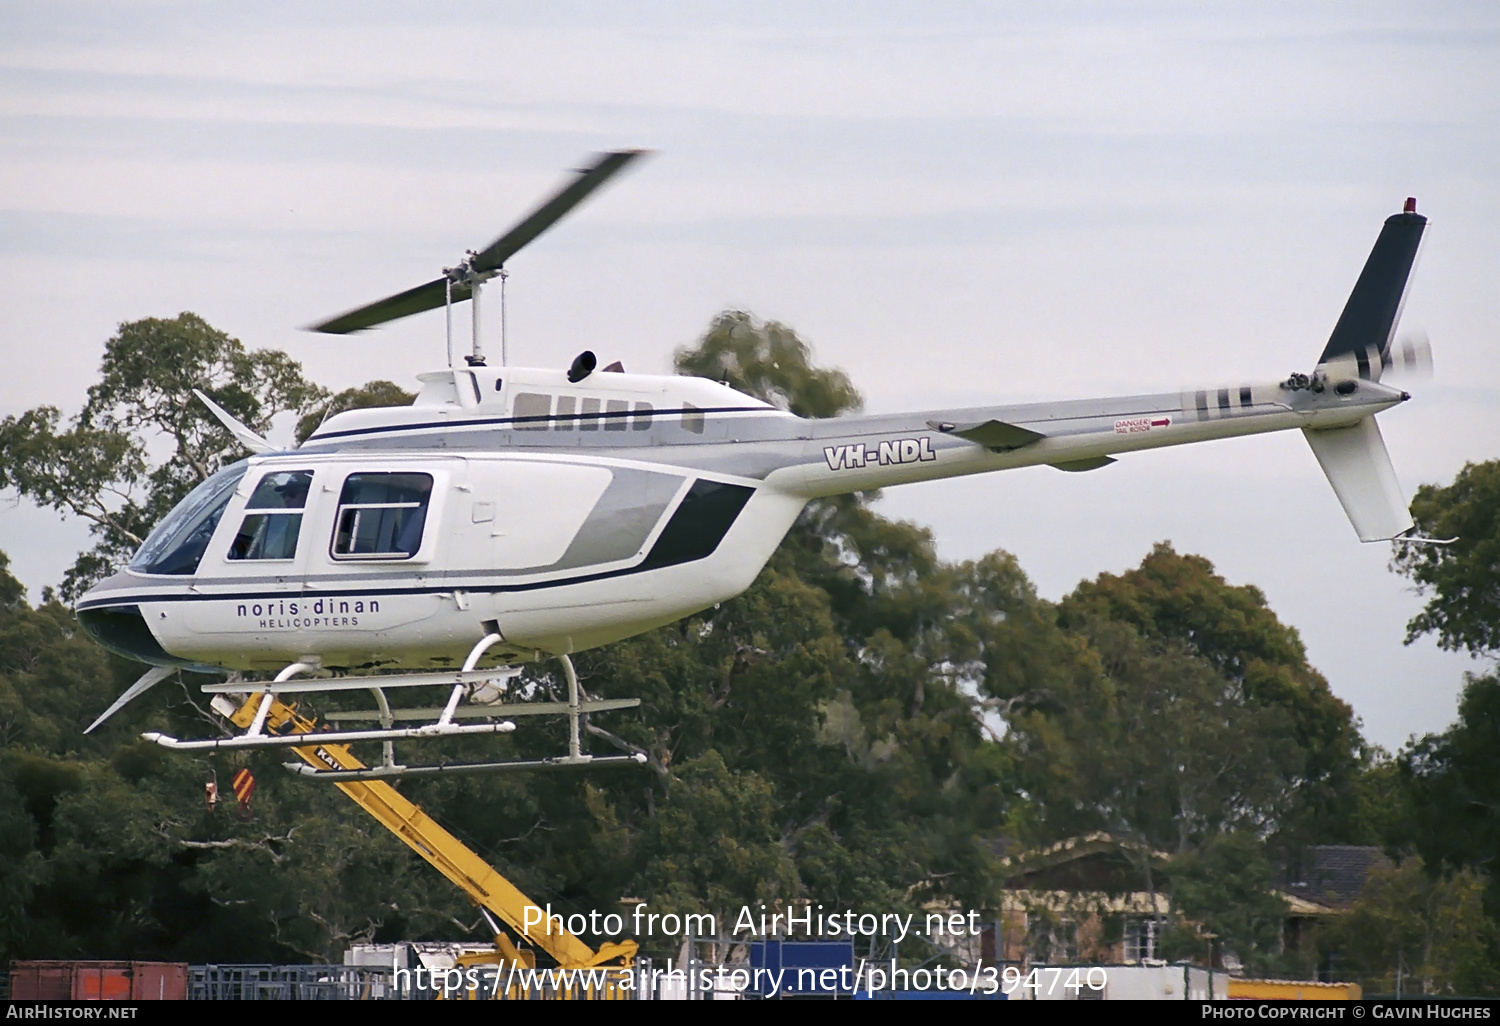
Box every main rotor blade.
[307,149,645,335]
[309,277,472,335]
[470,149,647,273]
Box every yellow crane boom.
[228,693,636,971]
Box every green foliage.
[0,407,149,593]
[1163,832,1289,975]
[1002,550,1335,861]
[634,750,802,919]
[1347,749,1416,849]
[674,310,862,418]
[0,551,23,610]
[0,772,45,955]
[1394,460,1500,656]
[1397,672,1500,918]
[1058,543,1365,849]
[1319,857,1500,996]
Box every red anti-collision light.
[1404,197,1417,213]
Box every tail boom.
[785,379,1406,500]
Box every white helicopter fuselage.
[75,360,1408,674]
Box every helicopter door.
[296,461,456,635]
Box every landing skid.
[141,634,646,781]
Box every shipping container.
[8,960,188,1000]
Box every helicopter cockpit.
[129,460,250,576]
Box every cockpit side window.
[130,461,249,575]
[228,470,313,561]
[331,473,434,559]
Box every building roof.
[1281,845,1390,911]
[993,836,1387,918]
[999,833,1172,896]
[1001,889,1171,915]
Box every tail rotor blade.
[1385,331,1433,381]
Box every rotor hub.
[444,253,498,289]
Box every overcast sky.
[1,2,1496,750]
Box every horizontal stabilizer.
[950,419,1045,451]
[1303,417,1412,542]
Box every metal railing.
[188,964,403,1001]
[187,962,642,1000]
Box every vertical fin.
[1317,203,1427,380]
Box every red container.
[8,961,72,999]
[130,963,187,1000]
[9,960,187,1000]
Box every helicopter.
[74,150,1442,778]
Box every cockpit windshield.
[129,461,250,575]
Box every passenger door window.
[228,470,313,561]
[331,473,434,559]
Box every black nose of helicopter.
[75,604,178,667]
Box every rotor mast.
[445,250,498,367]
